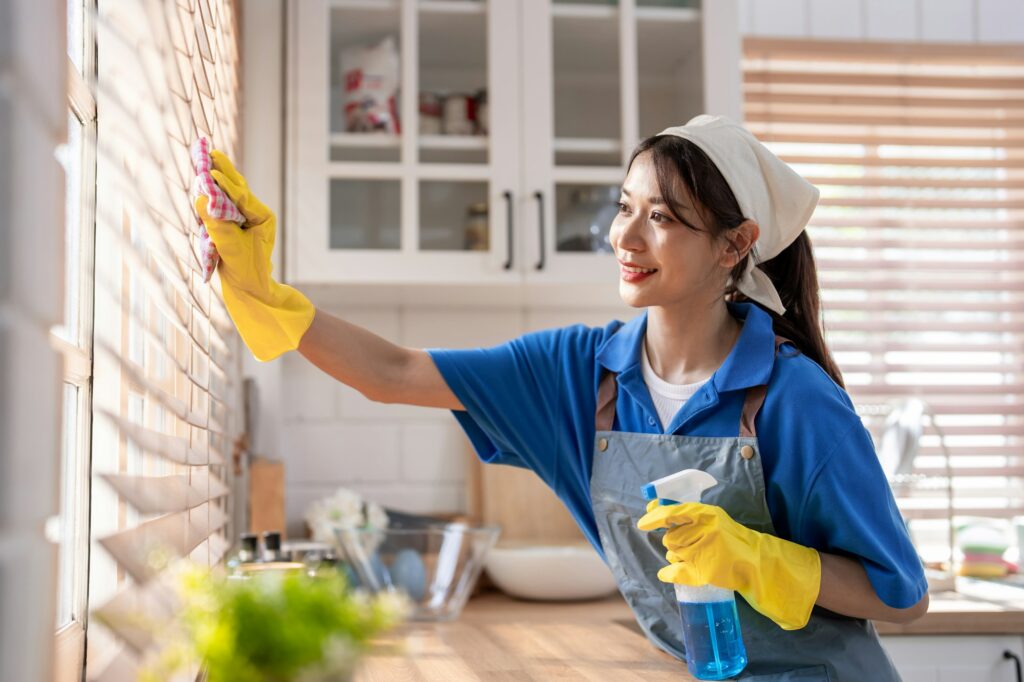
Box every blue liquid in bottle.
[678,598,748,680]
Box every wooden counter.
[355,593,689,682]
[355,583,1024,682]
[875,579,1024,635]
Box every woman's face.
[610,151,730,309]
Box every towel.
[657,115,820,315]
[190,137,245,282]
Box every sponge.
[189,137,245,282]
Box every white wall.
[278,300,635,537]
[738,0,1024,42]
[242,0,1024,538]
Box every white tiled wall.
[256,0,1024,538]
[739,0,1024,42]
[279,304,634,537]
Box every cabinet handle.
[1005,650,1023,682]
[503,190,513,270]
[534,190,546,271]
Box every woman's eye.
[616,202,629,214]
[650,212,669,224]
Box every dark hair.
[627,134,845,389]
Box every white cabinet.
[882,635,1024,682]
[286,0,740,285]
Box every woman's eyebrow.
[620,187,666,205]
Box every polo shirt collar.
[595,311,648,374]
[713,302,777,392]
[596,302,778,393]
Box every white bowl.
[484,543,619,601]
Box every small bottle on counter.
[262,531,282,562]
[262,531,291,562]
[227,532,261,577]
[239,533,260,563]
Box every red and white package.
[340,36,401,133]
[189,137,245,283]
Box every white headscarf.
[656,115,819,316]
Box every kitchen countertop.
[875,578,1024,635]
[354,583,1024,681]
[355,593,687,681]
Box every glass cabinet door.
[418,4,489,166]
[551,3,622,168]
[635,0,704,138]
[522,0,708,283]
[290,0,519,283]
[329,2,403,166]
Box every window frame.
[52,0,97,678]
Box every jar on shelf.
[443,93,476,136]
[419,91,443,135]
[463,202,489,251]
[474,88,488,135]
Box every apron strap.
[596,369,618,431]
[739,385,768,438]
[595,336,794,436]
[740,336,792,438]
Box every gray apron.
[589,337,902,681]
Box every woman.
[198,115,928,680]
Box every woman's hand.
[198,151,460,407]
[638,501,821,631]
[195,150,315,361]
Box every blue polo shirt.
[428,302,927,609]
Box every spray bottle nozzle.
[642,469,718,506]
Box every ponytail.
[730,233,845,389]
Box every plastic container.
[642,470,748,680]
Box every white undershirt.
[640,341,707,430]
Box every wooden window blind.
[743,38,1024,548]
[86,0,242,677]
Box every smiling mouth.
[620,264,658,274]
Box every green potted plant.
[142,565,408,682]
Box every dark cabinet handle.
[502,190,513,270]
[1005,650,1023,682]
[534,190,546,271]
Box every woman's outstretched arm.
[298,308,464,410]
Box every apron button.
[740,445,755,460]
[598,437,609,452]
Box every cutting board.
[464,439,586,546]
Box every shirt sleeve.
[796,415,929,610]
[427,326,599,490]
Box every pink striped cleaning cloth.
[190,137,245,282]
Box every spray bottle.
[642,469,748,680]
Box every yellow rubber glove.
[638,501,821,631]
[195,150,315,362]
